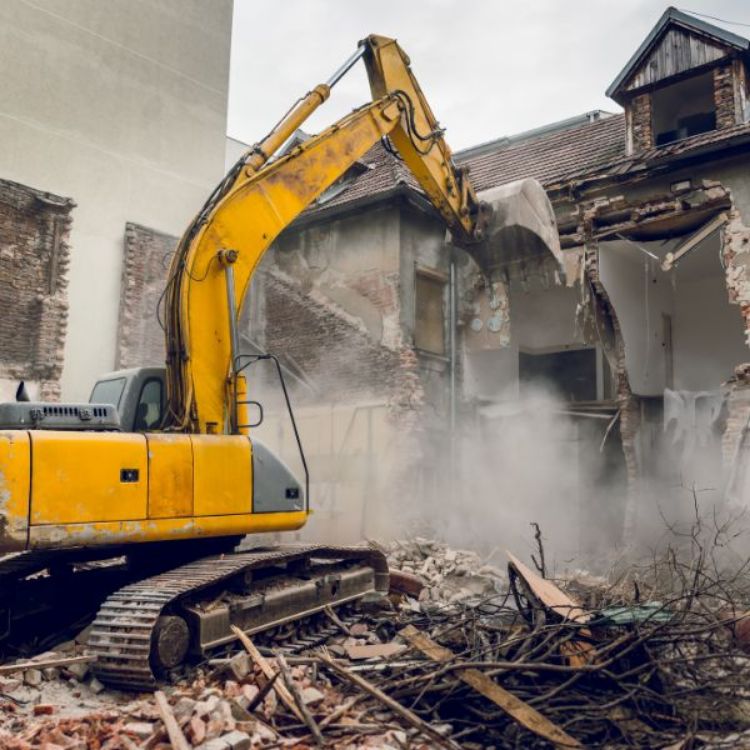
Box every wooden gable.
[607,8,749,103]
[624,27,729,93]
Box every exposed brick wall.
[350,269,399,318]
[714,64,738,129]
[116,223,176,369]
[723,209,750,347]
[0,178,74,400]
[261,270,400,402]
[723,364,750,466]
[628,93,654,153]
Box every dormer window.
[652,71,716,146]
[606,7,750,155]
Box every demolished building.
[2,5,747,551]
[223,7,750,547]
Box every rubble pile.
[3,539,750,748]
[385,538,505,604]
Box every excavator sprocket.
[87,545,389,690]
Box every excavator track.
[88,545,388,690]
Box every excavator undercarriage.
[0,542,389,690]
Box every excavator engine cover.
[0,402,120,431]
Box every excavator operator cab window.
[89,377,126,409]
[133,378,163,432]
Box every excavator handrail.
[235,352,310,513]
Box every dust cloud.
[248,356,741,573]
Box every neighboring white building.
[0,0,233,399]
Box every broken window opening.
[519,346,599,403]
[414,269,447,355]
[652,71,716,146]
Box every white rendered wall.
[599,235,747,395]
[0,0,232,399]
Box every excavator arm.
[163,35,488,434]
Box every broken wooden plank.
[388,568,425,596]
[154,690,191,750]
[276,651,324,746]
[400,624,583,749]
[507,551,591,623]
[0,654,95,675]
[318,651,460,750]
[344,643,407,660]
[230,624,304,723]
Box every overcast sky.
[228,0,750,152]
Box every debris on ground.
[3,537,750,748]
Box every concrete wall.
[0,0,232,398]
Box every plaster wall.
[599,234,747,395]
[276,206,401,348]
[0,0,232,398]
[599,239,674,396]
[672,235,748,390]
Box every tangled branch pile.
[4,522,750,749]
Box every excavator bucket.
[467,178,565,284]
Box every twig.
[400,625,582,749]
[318,651,460,750]
[318,695,364,729]
[275,651,325,746]
[230,624,304,722]
[324,605,352,636]
[530,522,547,578]
[246,670,280,713]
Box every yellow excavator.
[0,35,558,688]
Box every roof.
[456,110,614,160]
[302,114,627,221]
[606,7,750,99]
[546,119,750,189]
[301,109,750,221]
[460,114,626,192]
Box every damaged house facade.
[232,7,750,545]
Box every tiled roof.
[304,114,627,218]
[309,140,419,212]
[552,120,750,187]
[303,113,750,218]
[461,114,626,191]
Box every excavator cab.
[89,367,166,433]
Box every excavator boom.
[163,35,487,435]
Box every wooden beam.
[0,655,95,675]
[662,211,728,270]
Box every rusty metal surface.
[88,545,389,690]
